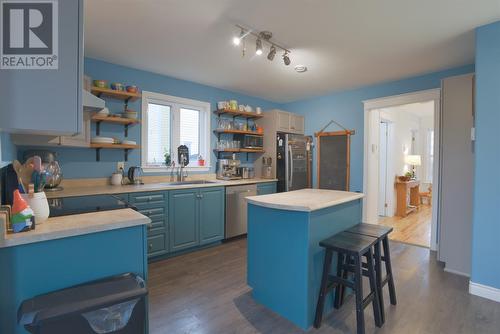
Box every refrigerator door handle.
[288,144,293,189]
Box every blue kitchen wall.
[471,21,500,290]
[283,64,475,191]
[18,57,283,178]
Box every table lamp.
[405,155,421,179]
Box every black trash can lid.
[18,273,148,327]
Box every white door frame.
[362,88,441,250]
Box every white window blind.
[180,108,200,160]
[146,103,171,166]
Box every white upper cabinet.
[290,114,305,134]
[277,111,291,132]
[0,0,83,136]
[265,109,305,134]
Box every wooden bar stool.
[314,232,382,334]
[344,223,397,324]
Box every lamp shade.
[405,155,421,166]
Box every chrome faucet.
[169,161,176,182]
[177,155,188,182]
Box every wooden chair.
[420,185,432,205]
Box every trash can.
[18,273,148,334]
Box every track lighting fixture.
[267,45,276,61]
[283,51,291,66]
[255,38,263,55]
[232,25,300,69]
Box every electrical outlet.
[117,161,125,171]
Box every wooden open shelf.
[213,129,263,136]
[214,148,265,153]
[90,143,140,162]
[91,114,140,125]
[90,143,139,149]
[91,87,141,102]
[214,109,264,119]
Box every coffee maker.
[216,155,242,180]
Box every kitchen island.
[246,189,364,330]
[0,209,150,334]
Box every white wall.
[377,101,434,216]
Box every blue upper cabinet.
[0,0,83,135]
[199,187,225,245]
[257,182,277,195]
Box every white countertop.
[46,178,278,198]
[246,189,364,212]
[0,209,150,248]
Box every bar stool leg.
[314,249,333,328]
[366,248,382,328]
[382,237,397,305]
[374,241,385,324]
[334,252,345,309]
[353,254,365,334]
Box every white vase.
[21,192,50,224]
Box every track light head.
[283,51,291,66]
[256,38,263,56]
[233,28,245,46]
[267,45,276,61]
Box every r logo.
[1,0,58,69]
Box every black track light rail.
[235,24,291,54]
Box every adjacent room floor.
[148,238,500,334]
[377,204,432,248]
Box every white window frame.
[141,91,211,172]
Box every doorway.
[363,89,440,250]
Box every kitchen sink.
[164,180,219,186]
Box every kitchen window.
[141,91,210,171]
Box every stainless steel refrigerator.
[276,133,312,192]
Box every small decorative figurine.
[11,190,34,233]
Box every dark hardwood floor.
[148,239,500,334]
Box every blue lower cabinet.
[129,191,169,258]
[257,182,277,195]
[169,189,199,252]
[199,187,225,245]
[169,187,225,253]
[147,233,168,258]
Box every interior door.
[438,73,474,276]
[378,122,388,216]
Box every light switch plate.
[117,161,125,171]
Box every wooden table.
[396,180,420,217]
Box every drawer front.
[129,192,166,206]
[147,233,168,257]
[139,207,165,221]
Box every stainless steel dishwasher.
[225,184,257,238]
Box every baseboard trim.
[444,267,470,277]
[469,281,500,303]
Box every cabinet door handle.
[148,196,153,201]
[148,210,153,216]
[148,243,153,250]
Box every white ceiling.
[84,0,500,103]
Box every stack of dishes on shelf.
[122,140,137,146]
[91,136,115,144]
